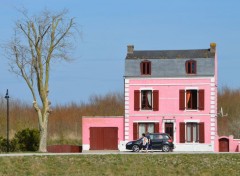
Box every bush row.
[0,128,39,152]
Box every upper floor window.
[141,90,152,110]
[140,60,151,75]
[179,89,204,110]
[134,90,159,111]
[185,60,196,74]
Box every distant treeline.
[0,88,239,145]
[0,92,124,145]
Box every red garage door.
[90,127,118,150]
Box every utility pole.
[5,89,10,152]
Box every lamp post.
[4,89,10,152]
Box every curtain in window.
[186,91,191,105]
[139,124,146,139]
[147,91,152,108]
[186,124,191,142]
[193,124,198,142]
[148,124,154,133]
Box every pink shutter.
[179,90,185,110]
[199,122,205,143]
[180,122,185,143]
[198,89,204,110]
[153,90,159,111]
[134,90,140,111]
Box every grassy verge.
[0,154,240,176]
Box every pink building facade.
[123,43,218,151]
[82,43,240,152]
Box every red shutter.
[199,122,205,143]
[133,123,138,140]
[179,90,185,110]
[153,90,159,111]
[179,122,185,143]
[198,89,204,110]
[154,123,159,133]
[148,62,151,75]
[134,90,140,111]
[140,62,143,75]
[185,61,188,73]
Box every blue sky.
[0,0,240,105]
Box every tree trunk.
[38,118,48,152]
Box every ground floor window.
[186,123,199,142]
[179,122,205,143]
[133,122,159,140]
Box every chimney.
[127,45,134,54]
[210,43,216,53]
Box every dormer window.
[185,60,196,74]
[140,60,151,75]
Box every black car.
[126,133,174,152]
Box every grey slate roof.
[126,49,214,59]
[125,48,215,78]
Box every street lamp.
[4,89,10,152]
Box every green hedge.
[0,128,39,152]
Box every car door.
[151,134,164,149]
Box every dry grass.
[0,86,240,146]
[0,154,239,176]
[0,92,124,145]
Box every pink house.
[82,43,240,152]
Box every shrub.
[13,128,40,151]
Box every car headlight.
[126,142,132,145]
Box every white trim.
[210,105,215,109]
[125,127,129,131]
[130,83,211,86]
[125,97,129,101]
[184,119,200,123]
[174,143,214,152]
[211,96,215,101]
[125,105,129,109]
[125,136,129,140]
[125,123,129,127]
[125,77,213,80]
[211,101,215,105]
[211,92,215,96]
[125,88,129,92]
[211,87,215,91]
[162,119,176,143]
[211,78,215,82]
[125,92,129,96]
[211,131,215,135]
[125,114,129,118]
[125,79,129,83]
[133,120,159,123]
[82,144,90,150]
[211,123,215,127]
[125,131,129,135]
[185,87,198,90]
[211,127,215,131]
[129,113,212,117]
[210,110,215,114]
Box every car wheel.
[162,145,170,152]
[132,145,140,152]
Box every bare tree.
[4,9,76,152]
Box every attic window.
[185,60,196,74]
[140,60,151,75]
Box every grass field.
[0,153,240,176]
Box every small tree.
[4,9,76,152]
